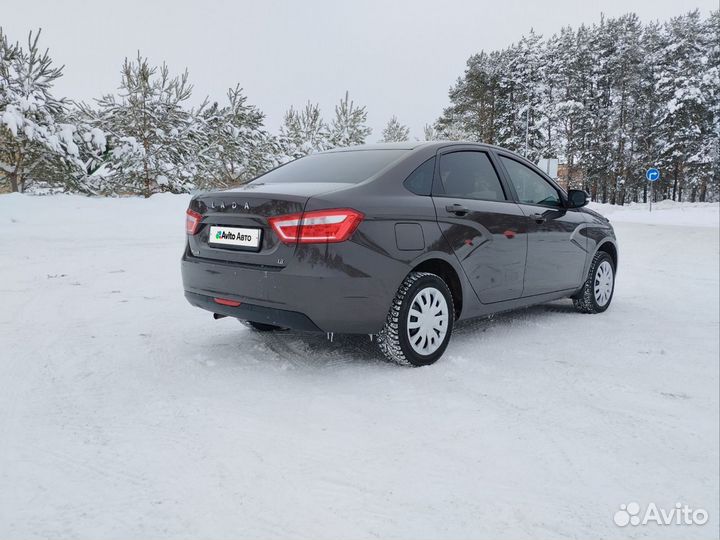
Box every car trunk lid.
[187,182,349,267]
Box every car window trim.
[431,148,509,203]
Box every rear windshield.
[254,149,408,184]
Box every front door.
[496,154,588,296]
[432,149,528,304]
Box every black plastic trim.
[184,291,323,332]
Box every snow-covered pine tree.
[605,13,644,204]
[94,54,198,196]
[379,116,409,142]
[436,50,502,143]
[422,123,440,141]
[54,103,116,195]
[704,10,720,202]
[654,11,714,202]
[328,91,371,147]
[0,28,90,192]
[279,101,329,160]
[539,32,562,162]
[35,105,109,194]
[629,20,663,203]
[497,30,547,160]
[491,46,521,152]
[688,9,719,203]
[197,85,278,187]
[568,23,601,196]
[551,25,586,190]
[430,11,718,204]
[581,17,616,202]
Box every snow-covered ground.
[0,194,718,539]
[588,200,720,228]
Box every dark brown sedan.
[182,142,618,366]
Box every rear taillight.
[186,209,202,235]
[268,208,364,244]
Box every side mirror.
[567,189,590,208]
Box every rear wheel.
[377,272,454,366]
[573,251,615,314]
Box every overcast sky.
[1,0,716,138]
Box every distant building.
[556,163,585,191]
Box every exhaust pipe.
[213,313,227,320]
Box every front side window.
[437,151,505,201]
[499,156,562,207]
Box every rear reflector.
[268,208,364,244]
[213,297,242,307]
[186,209,202,235]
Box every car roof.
[320,141,505,153]
[321,142,425,152]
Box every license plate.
[208,226,261,250]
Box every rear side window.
[437,151,505,201]
[499,156,562,207]
[253,149,408,184]
[403,158,435,196]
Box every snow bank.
[4,193,718,229]
[589,200,719,228]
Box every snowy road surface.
[0,194,718,539]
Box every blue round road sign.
[646,168,660,182]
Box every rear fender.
[406,250,477,322]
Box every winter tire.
[572,251,615,314]
[377,272,455,367]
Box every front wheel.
[377,272,455,366]
[573,251,615,314]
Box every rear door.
[495,153,588,296]
[432,147,527,304]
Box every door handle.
[532,213,546,223]
[446,204,469,216]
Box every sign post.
[646,168,660,212]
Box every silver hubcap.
[594,261,614,306]
[407,287,448,355]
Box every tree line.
[1,10,718,203]
[434,10,719,204]
[0,30,406,197]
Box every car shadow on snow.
[248,329,385,369]
[200,300,579,370]
[452,300,577,337]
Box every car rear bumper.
[184,291,322,331]
[181,247,402,334]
